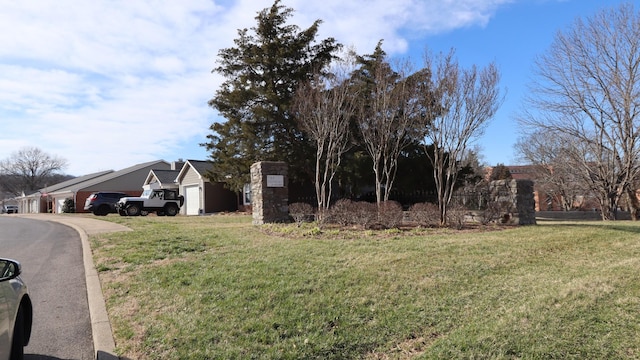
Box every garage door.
[185,185,200,215]
[56,199,66,213]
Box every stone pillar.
[489,179,537,225]
[250,161,289,225]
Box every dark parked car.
[84,192,131,216]
[0,258,32,360]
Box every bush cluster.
[289,198,515,229]
[289,200,406,229]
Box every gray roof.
[48,160,170,194]
[149,169,180,184]
[185,160,213,176]
[34,170,114,196]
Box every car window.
[0,260,16,280]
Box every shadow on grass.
[536,218,640,234]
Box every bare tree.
[420,50,503,226]
[518,2,640,220]
[353,44,423,206]
[515,130,593,211]
[292,55,358,220]
[0,147,68,196]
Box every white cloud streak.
[0,0,513,175]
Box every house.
[143,168,181,190]
[19,160,171,213]
[175,160,237,215]
[18,159,238,216]
[17,170,114,213]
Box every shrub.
[288,202,314,226]
[378,200,404,229]
[352,201,377,229]
[62,198,75,213]
[328,199,355,226]
[447,203,467,229]
[408,202,440,227]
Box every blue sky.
[0,0,625,175]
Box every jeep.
[116,188,184,216]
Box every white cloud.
[290,0,513,53]
[0,0,515,175]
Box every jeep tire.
[165,203,179,216]
[125,204,141,216]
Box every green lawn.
[91,215,640,359]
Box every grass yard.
[90,215,640,359]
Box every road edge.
[50,219,119,360]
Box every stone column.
[250,161,289,225]
[515,180,537,225]
[489,179,537,225]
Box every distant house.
[17,170,114,213]
[175,160,237,215]
[18,159,239,216]
[18,160,172,214]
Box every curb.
[56,220,119,360]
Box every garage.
[56,198,66,213]
[184,185,200,215]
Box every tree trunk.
[599,193,618,220]
[626,187,639,221]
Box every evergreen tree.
[203,0,341,192]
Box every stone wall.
[489,179,537,225]
[250,161,289,225]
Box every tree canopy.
[292,54,357,217]
[350,41,427,205]
[203,1,497,216]
[518,2,640,220]
[0,147,70,196]
[204,0,341,192]
[421,50,503,225]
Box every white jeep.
[116,188,184,216]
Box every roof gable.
[177,160,213,182]
[145,169,180,186]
